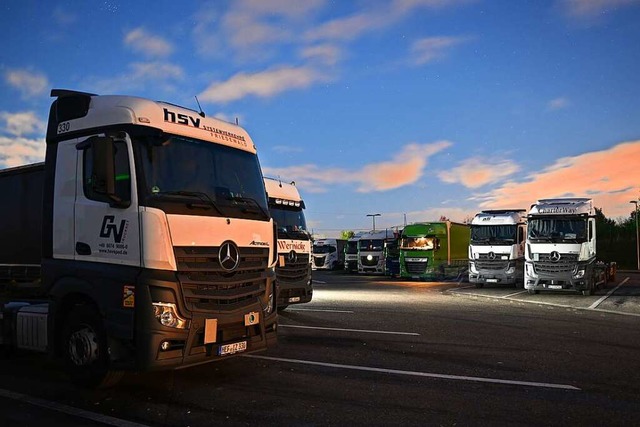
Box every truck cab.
[312,238,346,270]
[525,198,598,295]
[468,210,527,288]
[358,230,393,274]
[0,89,278,387]
[263,178,312,309]
[344,235,361,273]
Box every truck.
[468,210,527,288]
[344,234,361,273]
[399,221,470,280]
[358,229,394,274]
[384,236,401,278]
[263,177,312,310]
[312,238,346,270]
[0,89,278,388]
[525,198,605,295]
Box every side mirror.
[89,136,124,207]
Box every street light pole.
[367,213,381,231]
[631,201,639,270]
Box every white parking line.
[243,355,580,391]
[501,290,529,299]
[313,280,327,284]
[279,324,419,336]
[588,277,630,309]
[286,308,355,313]
[0,388,150,427]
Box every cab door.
[74,134,141,267]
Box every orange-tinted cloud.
[478,140,640,218]
[263,140,451,193]
[438,157,520,188]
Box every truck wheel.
[277,305,288,312]
[581,286,593,296]
[527,289,539,295]
[62,305,123,388]
[475,283,484,289]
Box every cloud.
[478,140,640,217]
[300,44,342,66]
[438,157,520,188]
[410,36,469,65]
[559,0,639,17]
[4,69,49,98]
[304,0,472,43]
[198,66,329,103]
[124,28,173,58]
[547,97,570,110]
[263,140,452,193]
[87,61,184,94]
[0,111,46,168]
[0,111,46,137]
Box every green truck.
[399,221,470,280]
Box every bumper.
[277,279,313,306]
[525,275,590,292]
[469,272,518,285]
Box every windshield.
[313,245,336,254]
[270,205,309,240]
[528,218,587,243]
[134,134,269,220]
[400,236,437,250]
[471,225,517,244]
[359,239,384,251]
[384,241,399,257]
[346,241,358,254]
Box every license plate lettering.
[219,341,247,356]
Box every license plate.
[549,285,562,290]
[219,341,247,356]
[486,279,498,283]
[288,296,301,303]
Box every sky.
[1,0,640,237]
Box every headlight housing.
[573,268,585,279]
[152,302,189,329]
[525,263,538,278]
[469,262,478,274]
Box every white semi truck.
[525,198,604,295]
[468,210,527,288]
[358,229,393,274]
[0,89,278,387]
[263,178,312,309]
[312,238,346,270]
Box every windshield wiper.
[227,195,269,219]
[154,191,224,215]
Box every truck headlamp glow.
[573,268,585,279]
[152,302,189,329]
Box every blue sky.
[1,0,640,237]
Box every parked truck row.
[328,199,615,297]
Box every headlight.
[152,302,189,329]
[469,262,478,274]
[573,268,585,279]
[525,263,538,278]
[367,254,373,261]
[264,292,274,314]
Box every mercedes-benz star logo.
[549,251,561,262]
[288,250,298,263]
[487,251,496,260]
[219,241,240,271]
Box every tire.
[527,289,539,295]
[277,305,288,312]
[475,283,484,289]
[62,305,123,388]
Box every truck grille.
[276,254,310,283]
[475,253,509,270]
[174,246,269,312]
[534,253,579,275]
[313,256,326,267]
[404,260,428,274]
[360,255,379,267]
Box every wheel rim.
[68,326,100,366]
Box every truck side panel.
[0,164,44,268]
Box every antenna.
[194,96,205,118]
[235,117,239,125]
